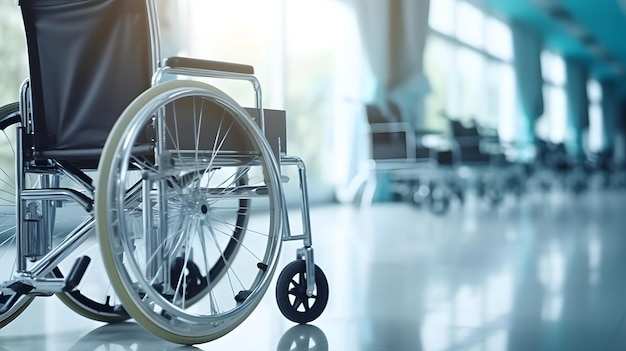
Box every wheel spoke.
[292,295,304,309]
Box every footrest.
[62,256,91,292]
[7,281,34,295]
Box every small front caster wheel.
[276,260,329,324]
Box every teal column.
[564,58,589,160]
[511,21,543,161]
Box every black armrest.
[162,56,254,75]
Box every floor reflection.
[66,322,200,351]
[3,189,626,350]
[65,322,330,351]
[276,325,328,351]
[350,189,626,350]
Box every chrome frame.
[152,67,265,133]
[6,1,165,289]
[6,0,319,306]
[280,156,317,296]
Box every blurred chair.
[354,105,462,214]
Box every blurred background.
[3,0,626,206]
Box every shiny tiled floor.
[2,188,626,350]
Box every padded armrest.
[162,56,254,75]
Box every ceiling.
[477,0,626,89]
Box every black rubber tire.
[0,102,21,129]
[276,260,329,324]
[0,103,33,327]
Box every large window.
[0,0,365,203]
[424,0,516,142]
[455,1,485,49]
[179,0,365,202]
[537,51,568,145]
[0,4,27,206]
[0,3,28,106]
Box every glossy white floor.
[1,187,626,351]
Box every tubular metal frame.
[5,0,319,316]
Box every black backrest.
[20,0,152,154]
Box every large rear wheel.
[96,80,284,344]
[0,102,33,327]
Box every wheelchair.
[0,0,328,345]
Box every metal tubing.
[157,179,170,290]
[16,80,28,272]
[57,163,95,195]
[19,79,31,133]
[15,127,26,272]
[143,177,159,280]
[281,199,293,242]
[146,0,161,76]
[149,186,269,199]
[29,218,94,278]
[281,156,317,295]
[151,67,265,132]
[155,108,170,290]
[2,276,65,296]
[31,278,65,294]
[22,189,92,213]
[296,161,312,247]
[281,156,313,247]
[297,247,317,297]
[40,175,57,250]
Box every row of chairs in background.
[532,140,626,195]
[351,105,626,215]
